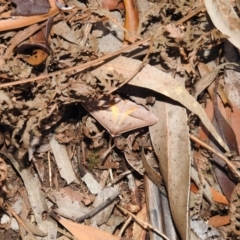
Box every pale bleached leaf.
[50,135,76,184]
[149,99,190,240]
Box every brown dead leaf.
[201,98,237,200]
[149,98,191,240]
[16,17,53,66]
[208,215,230,228]
[141,149,162,189]
[19,49,49,66]
[194,62,237,99]
[53,214,121,240]
[211,187,229,204]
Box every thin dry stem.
[0,38,151,89]
[189,134,240,179]
[117,205,170,240]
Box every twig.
[116,204,170,240]
[48,151,52,190]
[106,37,154,95]
[7,204,37,240]
[0,37,151,88]
[76,191,120,222]
[118,216,132,237]
[173,4,205,26]
[189,134,240,179]
[107,170,133,187]
[57,227,79,240]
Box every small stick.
[48,151,52,190]
[118,216,132,237]
[116,204,170,240]
[189,134,240,179]
[106,37,154,95]
[7,204,36,240]
[76,191,120,222]
[107,170,133,187]
[57,227,79,240]
[0,37,151,88]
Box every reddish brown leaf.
[190,182,199,194]
[53,214,121,240]
[211,187,229,204]
[208,215,230,228]
[17,18,53,66]
[123,0,139,43]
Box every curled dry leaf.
[204,0,240,49]
[17,17,53,66]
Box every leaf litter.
[1,0,240,239]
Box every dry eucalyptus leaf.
[204,0,240,49]
[22,219,47,237]
[91,56,228,151]
[53,215,121,240]
[145,176,178,240]
[149,99,191,240]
